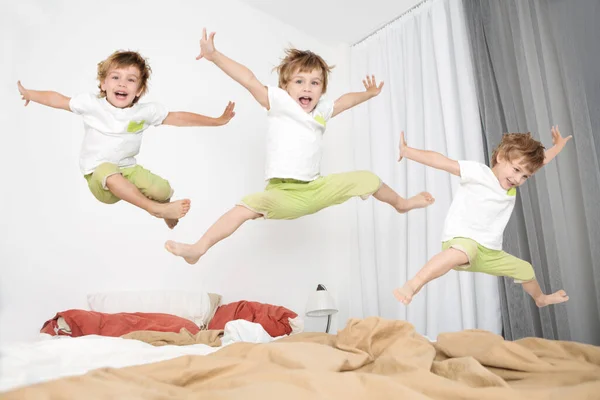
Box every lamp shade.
[305,285,338,317]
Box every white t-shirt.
[70,93,169,174]
[441,160,517,250]
[265,86,334,182]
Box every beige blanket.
[4,317,600,399]
[121,328,224,347]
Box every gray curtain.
[463,0,600,344]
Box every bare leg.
[521,280,569,307]
[165,205,261,265]
[105,173,190,221]
[394,248,469,305]
[373,183,435,213]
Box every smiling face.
[492,153,533,190]
[97,50,151,107]
[283,68,324,113]
[275,48,333,112]
[100,65,143,108]
[490,133,546,190]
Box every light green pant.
[443,237,535,282]
[240,171,381,220]
[84,163,172,205]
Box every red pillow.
[208,301,297,337]
[40,309,201,337]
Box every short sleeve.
[266,86,293,114]
[139,102,169,126]
[69,93,97,115]
[313,97,334,122]
[458,160,488,184]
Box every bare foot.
[535,290,569,307]
[393,283,417,305]
[396,192,435,213]
[164,218,179,229]
[164,240,204,265]
[151,199,190,220]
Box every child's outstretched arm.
[163,101,236,127]
[197,28,269,109]
[17,81,71,111]
[332,75,383,118]
[399,131,460,176]
[543,125,572,165]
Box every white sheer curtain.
[348,0,501,338]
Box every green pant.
[84,163,173,205]
[240,171,382,220]
[443,237,535,282]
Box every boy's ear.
[496,150,505,164]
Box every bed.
[0,319,280,392]
[2,297,600,399]
[0,290,302,394]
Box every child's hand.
[216,101,236,125]
[398,131,408,161]
[363,75,384,98]
[196,27,218,62]
[551,125,572,149]
[17,80,31,106]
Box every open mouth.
[115,91,128,100]
[298,96,312,106]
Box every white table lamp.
[305,284,338,333]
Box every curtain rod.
[352,0,429,46]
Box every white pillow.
[87,290,213,328]
[288,316,304,334]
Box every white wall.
[0,0,360,343]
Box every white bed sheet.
[0,319,278,393]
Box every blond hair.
[274,49,334,93]
[491,132,545,173]
[97,50,151,104]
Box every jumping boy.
[394,127,571,307]
[165,28,434,263]
[18,50,236,229]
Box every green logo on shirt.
[507,188,517,196]
[314,115,326,127]
[127,120,146,133]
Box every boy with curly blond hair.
[394,127,572,307]
[18,50,235,229]
[165,28,434,264]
